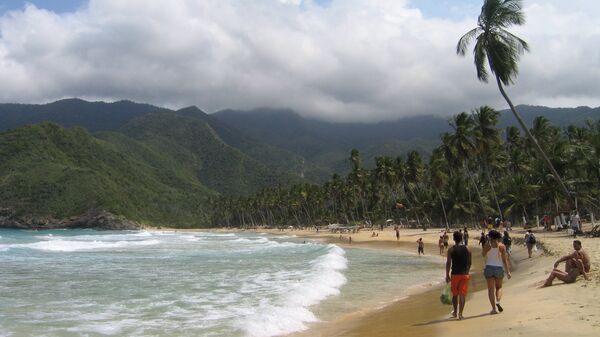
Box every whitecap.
[7,239,160,252]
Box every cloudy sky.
[0,0,598,122]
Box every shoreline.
[144,224,599,336]
[214,225,599,337]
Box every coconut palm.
[472,106,503,218]
[456,0,571,201]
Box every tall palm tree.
[456,0,571,201]
[472,106,503,218]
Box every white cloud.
[0,0,598,122]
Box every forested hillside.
[0,123,213,226]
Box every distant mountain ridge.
[1,99,599,178]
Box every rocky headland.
[0,208,143,230]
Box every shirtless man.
[543,240,591,286]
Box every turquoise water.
[0,229,443,337]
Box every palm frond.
[457,28,480,55]
[474,35,488,82]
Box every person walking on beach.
[438,235,444,255]
[524,230,536,258]
[463,228,469,246]
[395,226,400,241]
[478,231,487,247]
[442,231,449,253]
[446,231,472,320]
[482,229,511,314]
[417,238,424,255]
[502,230,512,255]
[543,240,591,286]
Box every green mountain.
[0,123,213,226]
[117,112,302,196]
[0,112,302,227]
[0,98,168,132]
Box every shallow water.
[0,229,442,337]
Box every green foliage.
[0,123,213,226]
[212,111,600,229]
[0,116,300,227]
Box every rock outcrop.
[0,208,142,230]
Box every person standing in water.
[446,231,472,320]
[417,238,424,255]
[482,230,511,314]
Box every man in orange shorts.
[446,230,472,320]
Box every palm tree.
[456,0,571,201]
[472,106,503,218]
[447,112,488,216]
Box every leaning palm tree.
[456,0,571,201]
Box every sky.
[0,0,598,122]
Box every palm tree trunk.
[496,76,572,203]
[465,164,487,217]
[483,161,503,219]
[437,190,449,228]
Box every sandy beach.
[218,224,600,337]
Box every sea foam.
[3,239,160,252]
[236,244,348,337]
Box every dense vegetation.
[0,123,213,225]
[208,107,600,228]
[0,113,301,227]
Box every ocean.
[0,229,443,337]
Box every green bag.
[440,283,452,305]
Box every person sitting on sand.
[543,240,591,286]
[446,231,472,320]
[417,238,424,255]
[482,230,511,314]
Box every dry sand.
[241,225,600,337]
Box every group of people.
[437,228,470,256]
[444,228,591,320]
